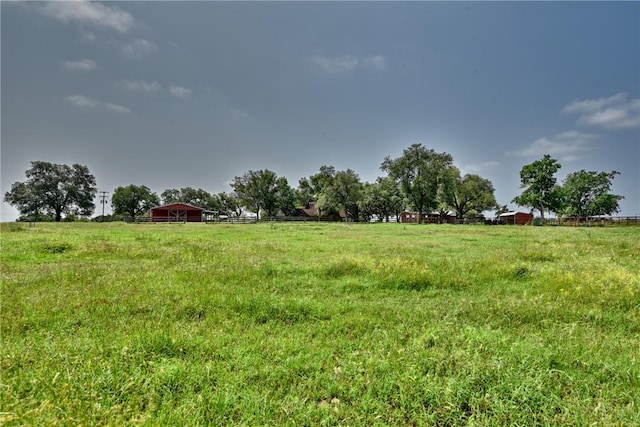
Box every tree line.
[4,144,623,223]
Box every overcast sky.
[2,1,639,221]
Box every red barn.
[148,203,204,222]
[498,211,533,225]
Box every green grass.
[1,222,639,425]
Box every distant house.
[399,211,421,223]
[398,211,456,224]
[294,202,345,221]
[294,202,320,218]
[498,211,533,225]
[148,203,204,222]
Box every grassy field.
[1,222,639,425]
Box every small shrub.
[42,243,73,254]
[533,218,546,226]
[511,266,530,279]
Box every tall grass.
[1,222,639,425]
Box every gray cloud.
[122,39,158,59]
[312,54,387,74]
[562,93,640,130]
[313,55,359,73]
[67,95,99,108]
[364,55,387,70]
[118,79,163,93]
[562,93,627,114]
[117,81,195,101]
[230,108,250,120]
[169,85,192,98]
[67,95,131,113]
[462,161,500,174]
[38,0,134,33]
[104,103,132,114]
[63,59,98,71]
[509,130,598,161]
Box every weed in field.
[41,242,73,254]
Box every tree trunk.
[343,198,348,222]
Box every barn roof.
[499,211,532,217]
[149,203,204,211]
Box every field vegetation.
[1,222,639,425]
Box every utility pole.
[99,191,109,221]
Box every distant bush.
[17,214,55,222]
[0,223,26,232]
[93,215,115,222]
[92,214,128,222]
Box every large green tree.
[309,165,337,196]
[219,192,243,217]
[160,188,181,205]
[111,185,160,219]
[360,177,404,222]
[305,165,340,217]
[512,154,563,219]
[448,171,497,219]
[204,192,244,218]
[295,177,316,208]
[4,161,97,222]
[230,170,294,220]
[161,187,214,209]
[376,176,405,222]
[560,170,623,217]
[323,169,363,222]
[435,165,459,222]
[381,144,454,223]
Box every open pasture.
[1,222,639,425]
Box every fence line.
[207,215,640,225]
[90,214,640,225]
[260,215,640,226]
[544,216,640,226]
[262,216,344,222]
[125,216,258,224]
[209,217,257,224]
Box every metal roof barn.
[148,203,204,222]
[498,211,533,225]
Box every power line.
[99,191,109,219]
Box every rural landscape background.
[2,1,639,425]
[2,1,639,220]
[2,221,639,425]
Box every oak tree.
[561,170,623,217]
[112,185,160,219]
[512,154,563,219]
[231,170,294,220]
[4,161,97,222]
[381,144,454,223]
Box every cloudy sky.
[2,1,639,220]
